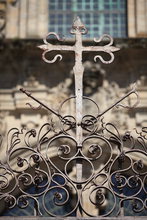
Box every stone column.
[27,0,48,38]
[27,0,38,37]
[6,1,19,38]
[37,0,49,37]
[128,0,147,37]
[19,0,28,38]
[136,0,147,36]
[127,0,136,37]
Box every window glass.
[48,0,127,38]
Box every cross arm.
[38,32,74,63]
[83,45,119,52]
[38,44,74,64]
[38,44,74,52]
[83,34,120,64]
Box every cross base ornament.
[0,17,146,217]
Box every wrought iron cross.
[20,17,121,186]
[38,17,119,150]
[36,17,119,185]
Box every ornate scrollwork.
[1,117,146,216]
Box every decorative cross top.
[38,17,120,147]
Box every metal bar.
[98,87,138,117]
[20,88,62,119]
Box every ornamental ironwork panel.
[0,17,146,217]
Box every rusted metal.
[0,17,146,217]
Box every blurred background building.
[0,0,147,137]
[0,0,147,217]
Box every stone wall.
[6,0,49,39]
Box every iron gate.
[0,17,146,218]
